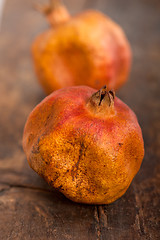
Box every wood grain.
[0,0,160,239]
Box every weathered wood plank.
[0,0,160,239]
[0,185,98,240]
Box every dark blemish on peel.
[118,143,123,147]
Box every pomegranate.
[23,86,144,204]
[32,0,131,94]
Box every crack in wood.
[0,186,11,195]
[133,184,148,238]
[94,206,102,240]
[98,205,108,228]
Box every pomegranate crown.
[35,0,70,27]
[98,85,115,106]
[86,86,115,118]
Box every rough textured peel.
[32,1,131,94]
[23,86,144,204]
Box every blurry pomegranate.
[32,0,132,94]
[23,86,144,204]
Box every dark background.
[0,0,160,239]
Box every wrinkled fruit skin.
[23,86,144,204]
[32,11,131,94]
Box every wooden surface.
[0,0,160,239]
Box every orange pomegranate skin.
[32,7,131,94]
[23,86,144,204]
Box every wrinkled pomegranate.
[32,0,131,94]
[23,86,144,204]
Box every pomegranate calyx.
[86,86,115,118]
[36,0,70,27]
[98,86,115,106]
